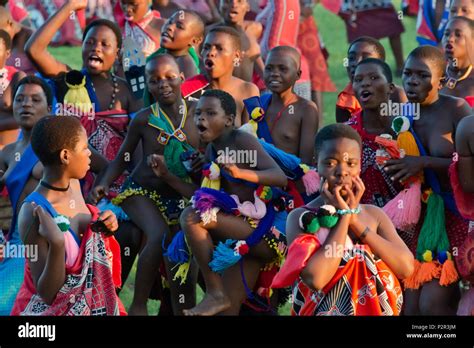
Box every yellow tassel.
[439,259,459,286]
[172,261,191,285]
[64,76,93,115]
[397,131,420,157]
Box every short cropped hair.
[314,123,362,157]
[406,45,446,76]
[0,29,11,50]
[83,19,122,49]
[207,26,241,50]
[349,36,386,60]
[201,89,236,117]
[356,58,393,83]
[13,75,53,107]
[31,116,84,166]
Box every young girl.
[384,46,472,315]
[179,89,288,315]
[11,116,124,316]
[441,16,474,106]
[451,115,474,315]
[272,124,413,316]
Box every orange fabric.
[337,83,361,115]
[273,233,403,316]
[297,17,336,92]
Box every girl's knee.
[180,206,201,231]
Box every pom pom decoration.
[298,205,339,234]
[54,215,71,232]
[382,117,422,230]
[201,162,221,190]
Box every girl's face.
[353,63,393,110]
[264,52,301,94]
[13,84,51,130]
[443,19,471,61]
[161,12,200,50]
[145,57,184,105]
[82,25,119,75]
[449,0,474,20]
[317,137,361,197]
[347,41,382,81]
[201,32,240,79]
[65,128,91,179]
[402,56,443,105]
[194,96,233,143]
[120,0,149,22]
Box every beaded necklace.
[90,73,119,110]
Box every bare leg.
[389,34,404,75]
[121,195,171,316]
[181,207,275,316]
[113,221,143,291]
[220,256,264,315]
[419,280,460,315]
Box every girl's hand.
[97,210,118,236]
[31,202,64,245]
[147,154,169,178]
[345,176,365,210]
[67,0,88,11]
[88,185,108,205]
[383,156,424,184]
[220,162,242,179]
[320,178,350,211]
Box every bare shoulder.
[234,128,259,147]
[240,79,259,97]
[456,115,474,142]
[18,201,37,242]
[244,21,263,38]
[298,97,318,113]
[131,106,153,125]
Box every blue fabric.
[243,94,273,143]
[24,192,80,245]
[4,145,38,240]
[0,224,25,315]
[416,0,450,46]
[80,68,101,112]
[408,118,458,213]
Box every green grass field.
[50,0,418,315]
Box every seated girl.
[271,123,414,316]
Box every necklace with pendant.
[151,100,188,145]
[445,64,473,89]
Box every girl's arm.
[455,116,474,192]
[222,131,287,187]
[18,203,66,305]
[25,0,87,77]
[90,110,145,203]
[349,205,414,279]
[299,102,319,164]
[287,207,352,291]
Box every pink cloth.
[64,232,80,269]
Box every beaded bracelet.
[336,206,361,215]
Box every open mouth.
[204,59,215,70]
[359,90,372,103]
[268,80,282,87]
[88,55,103,69]
[406,90,418,99]
[197,124,208,134]
[161,32,173,42]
